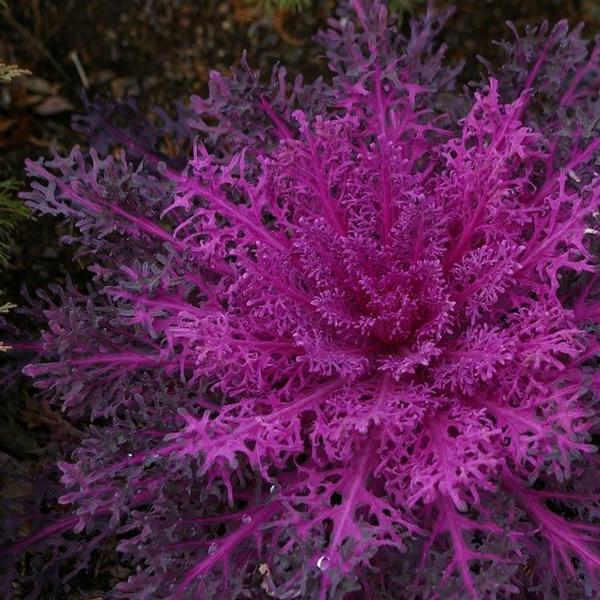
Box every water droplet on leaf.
[242,514,252,524]
[317,555,330,571]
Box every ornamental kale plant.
[5,1,600,598]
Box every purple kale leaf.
[4,1,600,598]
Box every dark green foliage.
[0,180,28,268]
[259,0,310,11]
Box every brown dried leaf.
[34,95,74,115]
[0,117,17,134]
[22,76,60,95]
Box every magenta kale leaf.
[4,1,600,598]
